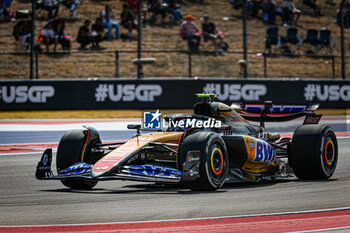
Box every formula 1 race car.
[36,94,338,190]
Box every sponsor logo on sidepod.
[253,140,276,164]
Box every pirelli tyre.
[290,124,338,180]
[179,131,229,191]
[56,127,101,189]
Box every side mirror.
[127,124,141,130]
[127,124,141,137]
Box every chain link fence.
[0,49,347,79]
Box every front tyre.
[56,127,101,189]
[179,131,229,191]
[290,125,338,180]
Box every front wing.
[36,148,201,183]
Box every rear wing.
[231,101,321,127]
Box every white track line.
[0,121,141,131]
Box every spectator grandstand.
[0,0,349,79]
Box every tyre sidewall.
[179,130,229,190]
[291,125,338,179]
[56,129,86,172]
[56,129,99,189]
[201,133,229,189]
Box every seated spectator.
[148,0,168,24]
[61,0,77,19]
[0,0,10,21]
[127,0,147,23]
[281,0,301,26]
[231,0,262,19]
[77,19,93,49]
[263,0,277,24]
[101,5,120,39]
[54,20,71,52]
[246,0,261,18]
[201,14,225,54]
[263,0,285,25]
[281,0,291,25]
[91,17,104,48]
[167,1,183,24]
[303,0,323,16]
[13,20,31,52]
[40,22,58,52]
[180,14,201,51]
[128,0,138,16]
[148,0,182,25]
[43,0,60,19]
[120,4,136,39]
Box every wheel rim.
[324,137,335,166]
[322,135,337,175]
[210,146,224,177]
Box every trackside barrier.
[0,79,349,110]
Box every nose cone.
[91,168,108,178]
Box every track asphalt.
[0,116,349,232]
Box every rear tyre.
[179,131,229,191]
[56,128,100,189]
[290,124,338,179]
